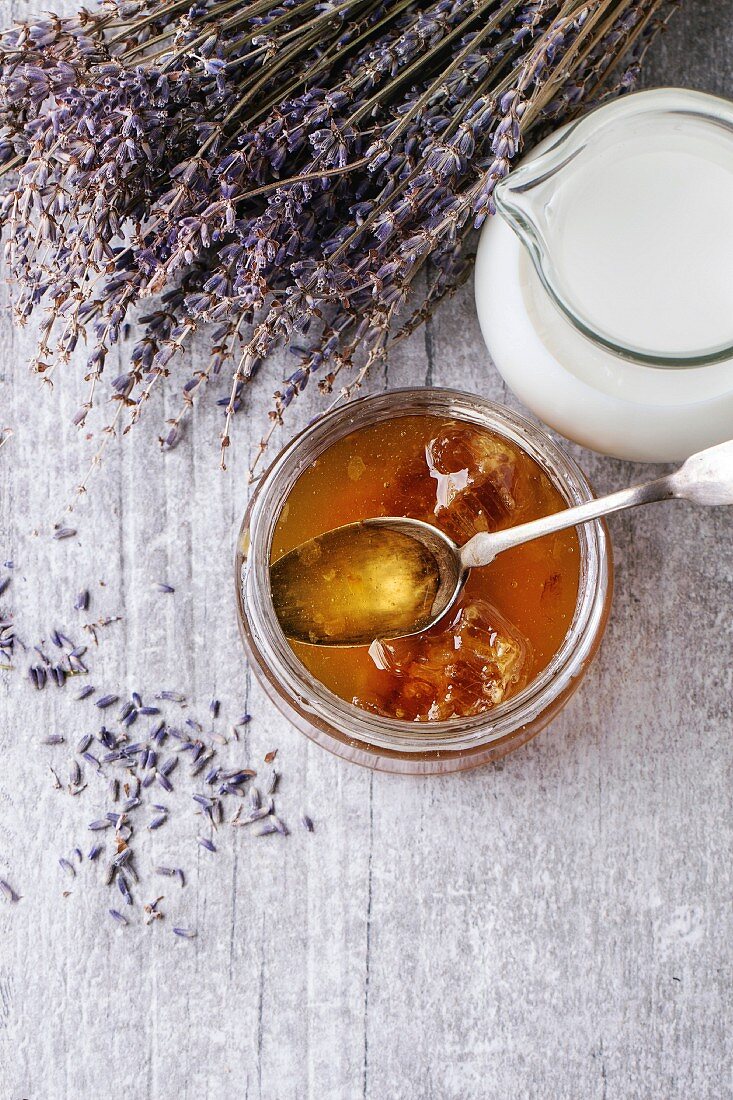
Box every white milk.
[548,117,733,358]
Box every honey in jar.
[271,415,580,722]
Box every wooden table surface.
[1,4,732,1098]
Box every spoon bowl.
[270,517,462,647]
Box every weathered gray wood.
[0,3,732,1098]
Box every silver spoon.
[271,438,733,647]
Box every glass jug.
[475,88,733,462]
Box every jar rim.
[236,388,612,765]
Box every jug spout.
[493,155,562,266]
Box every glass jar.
[476,88,733,462]
[235,389,613,774]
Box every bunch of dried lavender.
[0,0,676,480]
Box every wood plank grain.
[0,3,731,1098]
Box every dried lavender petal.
[88,844,103,861]
[109,909,128,926]
[172,927,196,939]
[196,836,216,852]
[58,857,76,878]
[88,819,112,831]
[156,583,175,594]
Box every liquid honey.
[271,415,580,721]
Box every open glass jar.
[236,390,613,774]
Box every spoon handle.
[460,437,733,568]
[459,475,676,569]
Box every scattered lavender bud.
[76,685,95,701]
[95,694,119,709]
[53,527,77,541]
[88,819,112,831]
[76,732,92,754]
[155,583,175,594]
[88,844,103,861]
[148,814,168,830]
[117,874,133,906]
[301,815,314,832]
[172,927,196,939]
[0,879,21,902]
[58,858,76,878]
[109,909,128,926]
[197,836,216,852]
[0,577,10,597]
[74,590,90,611]
[41,735,65,745]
